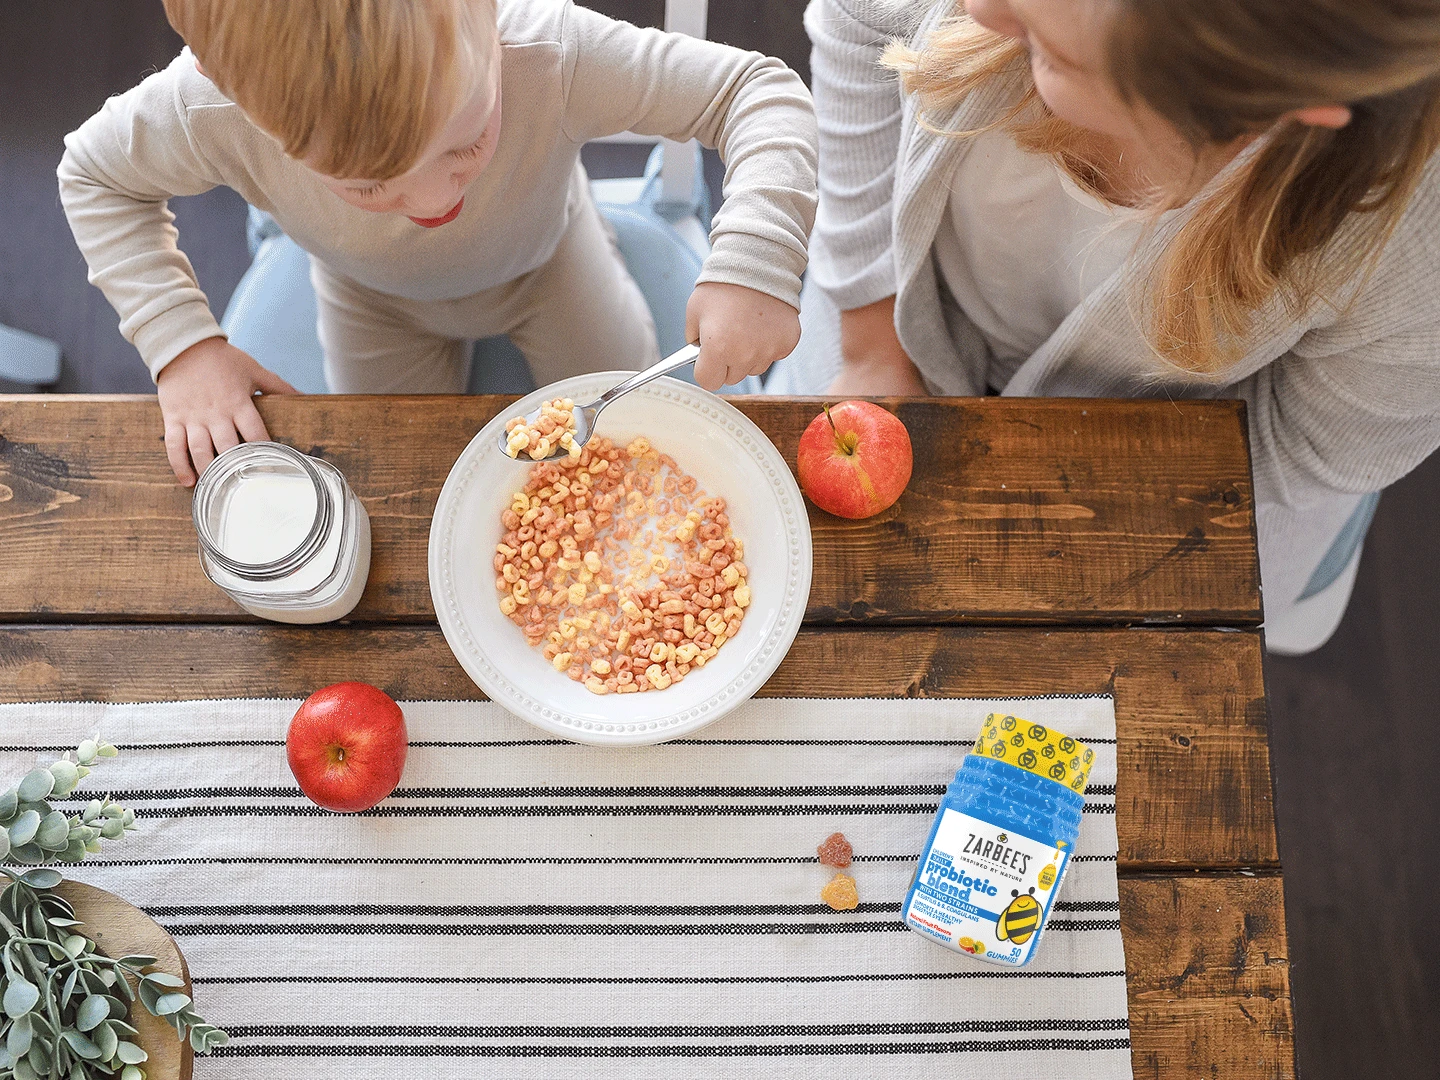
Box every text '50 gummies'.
[902,714,1093,965]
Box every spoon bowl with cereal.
[499,343,700,462]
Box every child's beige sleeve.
[57,53,228,380]
[559,5,819,312]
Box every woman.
[774,0,1440,653]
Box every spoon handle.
[595,343,701,410]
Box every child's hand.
[155,337,299,487]
[685,282,801,392]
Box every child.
[59,0,818,485]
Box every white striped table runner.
[0,696,1131,1079]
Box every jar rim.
[191,442,334,581]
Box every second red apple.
[796,401,913,519]
[287,682,408,813]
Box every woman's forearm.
[829,296,928,395]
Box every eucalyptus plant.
[0,743,228,1079]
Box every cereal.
[821,873,860,911]
[816,832,853,868]
[504,398,582,461]
[493,436,749,695]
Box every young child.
[59,0,818,485]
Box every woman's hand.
[829,296,928,396]
[686,282,802,391]
[155,337,299,487]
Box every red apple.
[287,682,407,813]
[796,401,913,519]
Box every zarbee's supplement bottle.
[902,713,1093,965]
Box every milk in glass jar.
[192,442,371,623]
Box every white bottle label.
[902,807,1072,966]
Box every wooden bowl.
[56,881,195,1080]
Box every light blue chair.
[0,323,62,392]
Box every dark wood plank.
[0,395,1261,624]
[1122,873,1293,1080]
[0,624,1277,872]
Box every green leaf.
[140,973,185,990]
[114,1041,147,1065]
[99,818,125,840]
[2,979,39,1019]
[115,956,157,969]
[80,801,102,826]
[59,839,86,863]
[151,992,191,1017]
[32,812,70,852]
[0,832,9,861]
[76,741,98,766]
[100,806,125,821]
[59,1030,101,1060]
[48,759,80,794]
[61,968,80,1008]
[15,771,54,804]
[7,811,40,848]
[0,789,18,820]
[9,842,43,865]
[6,1014,33,1058]
[13,1053,38,1080]
[97,744,118,758]
[121,1065,145,1080]
[24,1035,51,1073]
[62,935,89,959]
[92,1020,118,1061]
[76,995,110,1032]
[19,868,61,890]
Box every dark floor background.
[2,2,1436,1075]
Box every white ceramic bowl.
[428,372,812,745]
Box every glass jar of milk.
[192,442,371,623]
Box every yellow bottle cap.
[974,713,1094,795]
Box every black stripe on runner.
[54,782,1119,800]
[0,736,1118,752]
[149,899,1119,918]
[224,1019,1130,1039]
[210,1038,1132,1059]
[192,970,1129,985]
[159,919,1122,937]
[74,802,1117,819]
[74,852,1117,867]
[150,902,906,917]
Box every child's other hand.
[155,337,299,487]
[685,282,801,392]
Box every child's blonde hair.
[163,0,498,181]
[885,2,1440,374]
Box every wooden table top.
[0,394,1291,1079]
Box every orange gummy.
[816,831,853,867]
[821,873,859,911]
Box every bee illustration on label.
[1037,863,1058,889]
[1028,724,1049,742]
[1048,761,1068,781]
[1018,748,1038,769]
[1000,715,1018,732]
[995,887,1042,945]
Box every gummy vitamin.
[821,873,859,911]
[816,831,853,868]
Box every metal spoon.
[497,342,701,462]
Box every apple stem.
[824,405,837,437]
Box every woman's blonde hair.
[886,2,1440,373]
[163,0,498,181]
